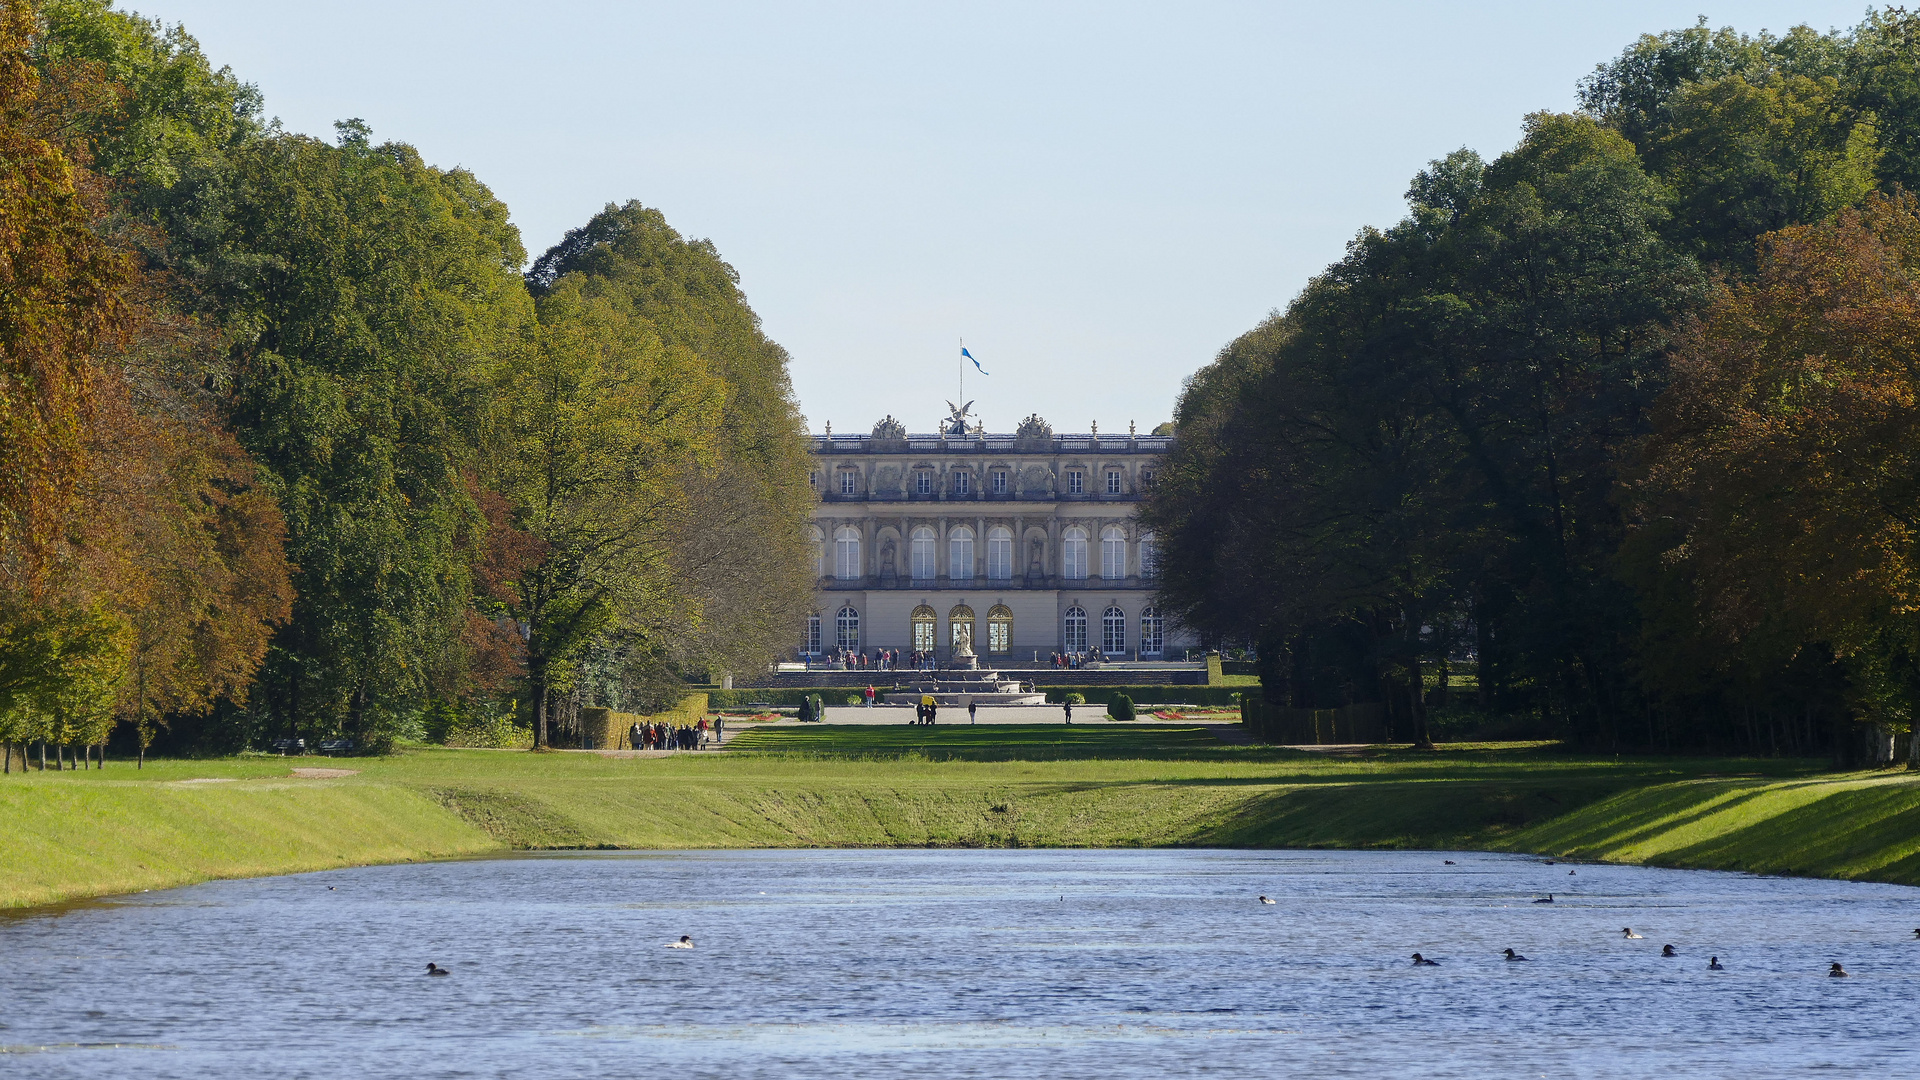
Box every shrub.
[1064,692,1086,705]
[846,694,863,707]
[1107,694,1136,721]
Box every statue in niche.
[880,539,897,578]
[1029,537,1045,575]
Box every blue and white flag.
[962,346,987,375]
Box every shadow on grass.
[1639,781,1920,880]
[1186,778,1641,849]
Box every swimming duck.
[1259,896,1277,905]
[426,963,450,976]
[1568,869,1576,875]
[1533,894,1554,904]
[1662,944,1677,957]
[1411,953,1439,966]
[1829,962,1849,977]
[1621,928,1643,939]
[666,936,695,950]
[1503,948,1531,962]
[1443,860,1456,865]
[1912,928,1920,940]
[1708,957,1724,970]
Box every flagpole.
[958,337,964,422]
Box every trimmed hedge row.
[1042,686,1242,706]
[705,686,1242,709]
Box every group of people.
[804,648,952,671]
[630,716,721,751]
[1050,652,1092,669]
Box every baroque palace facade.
[805,409,1192,662]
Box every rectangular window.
[1106,470,1122,495]
[953,472,970,495]
[809,471,819,490]
[1067,470,1084,495]
[916,472,931,495]
[839,471,856,495]
[992,470,1007,494]
[1140,469,1155,487]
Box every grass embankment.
[6,726,1920,908]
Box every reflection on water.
[3,849,1918,1078]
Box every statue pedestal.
[952,640,980,670]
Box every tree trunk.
[39,742,47,771]
[534,678,549,749]
[1406,614,1434,751]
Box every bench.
[317,739,354,756]
[271,738,305,755]
[746,702,772,709]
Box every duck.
[1443,860,1456,865]
[1621,928,1643,939]
[1912,928,1920,940]
[1662,944,1677,957]
[1708,957,1724,970]
[1503,948,1531,962]
[1533,894,1554,904]
[1258,895,1277,905]
[666,936,695,950]
[1411,953,1439,966]
[1568,869,1577,875]
[1829,962,1849,977]
[425,963,450,976]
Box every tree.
[1635,192,1920,761]
[200,123,533,746]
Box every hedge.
[1042,686,1242,706]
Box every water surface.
[4,849,1917,1078]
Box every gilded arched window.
[911,526,937,580]
[1100,525,1126,580]
[1140,606,1164,656]
[949,526,974,581]
[1102,605,1127,654]
[1063,605,1088,652]
[1062,526,1088,580]
[948,604,976,652]
[987,605,1013,654]
[986,526,1013,580]
[834,527,861,580]
[910,605,937,652]
[836,605,860,649]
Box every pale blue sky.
[136,1,1873,435]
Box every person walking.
[1063,701,1073,724]
[714,715,725,745]
[969,701,977,725]
[865,685,876,708]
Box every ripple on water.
[1,849,1917,1079]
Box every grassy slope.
[4,726,1919,908]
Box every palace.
[805,408,1192,662]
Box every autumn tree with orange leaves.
[1636,192,1920,763]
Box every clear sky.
[134,1,1873,435]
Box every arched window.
[1062,526,1088,580]
[834,527,862,580]
[1063,605,1088,652]
[1102,606,1127,654]
[803,612,821,655]
[987,526,1013,580]
[949,604,976,652]
[1101,526,1127,580]
[836,605,860,649]
[910,605,937,652]
[949,526,974,581]
[1140,607,1164,657]
[1138,531,1157,580]
[987,605,1013,654]
[911,526,937,580]
[807,526,824,579]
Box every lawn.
[3,731,1918,909]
